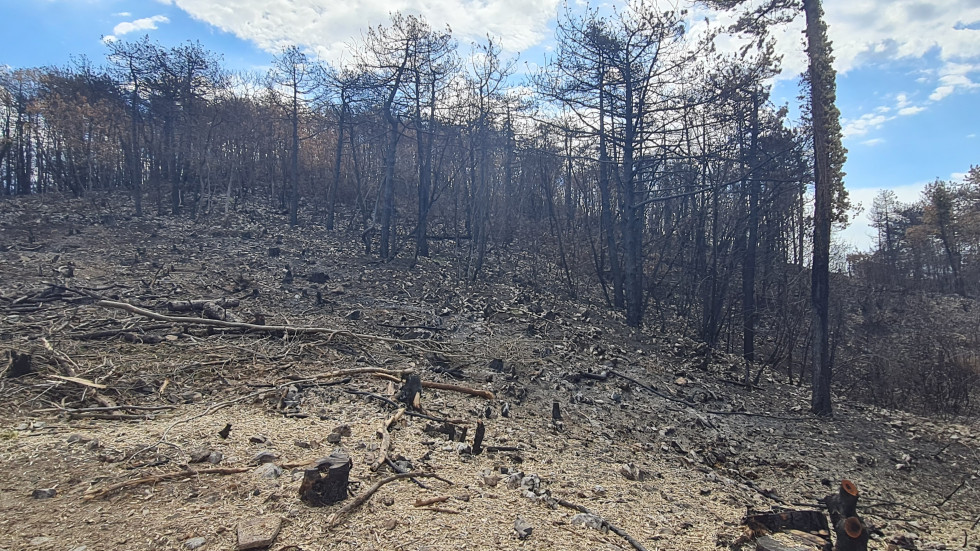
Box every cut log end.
[843,517,862,539]
[841,479,858,497]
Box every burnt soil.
[1,193,978,551]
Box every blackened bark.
[805,0,834,417]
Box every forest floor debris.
[1,193,979,550]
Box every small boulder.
[236,516,282,550]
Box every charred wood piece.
[299,450,352,506]
[398,374,423,410]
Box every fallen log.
[95,300,437,348]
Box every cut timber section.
[756,534,822,551]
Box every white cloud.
[692,0,980,94]
[929,61,980,100]
[113,15,170,37]
[861,138,884,146]
[843,90,927,140]
[170,0,560,63]
[843,112,892,138]
[114,12,132,17]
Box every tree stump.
[823,479,859,527]
[833,517,868,551]
[5,351,32,378]
[398,374,422,410]
[299,450,352,506]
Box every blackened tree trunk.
[805,0,837,416]
[742,90,760,380]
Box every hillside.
[1,194,978,551]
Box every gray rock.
[326,433,342,444]
[236,516,282,550]
[188,448,212,463]
[31,488,57,499]
[184,537,207,549]
[252,450,277,464]
[514,516,533,540]
[571,513,605,531]
[253,463,282,479]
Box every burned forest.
[2,3,980,551]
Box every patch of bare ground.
[1,193,978,551]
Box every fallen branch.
[371,408,406,472]
[326,472,445,528]
[607,370,716,429]
[343,388,468,425]
[371,373,494,400]
[46,375,106,389]
[95,300,438,349]
[36,404,176,414]
[83,467,249,500]
[414,495,450,507]
[385,457,430,489]
[555,497,648,551]
[422,381,494,400]
[421,506,460,514]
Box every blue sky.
[1,0,978,251]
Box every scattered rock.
[620,463,643,481]
[332,424,352,437]
[294,440,312,449]
[249,435,271,445]
[184,536,207,549]
[31,488,57,499]
[482,474,501,487]
[252,450,278,464]
[345,309,362,320]
[182,391,204,403]
[253,463,283,479]
[570,513,605,531]
[326,432,342,444]
[188,448,212,463]
[514,516,533,540]
[236,516,282,550]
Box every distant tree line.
[1,4,975,415]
